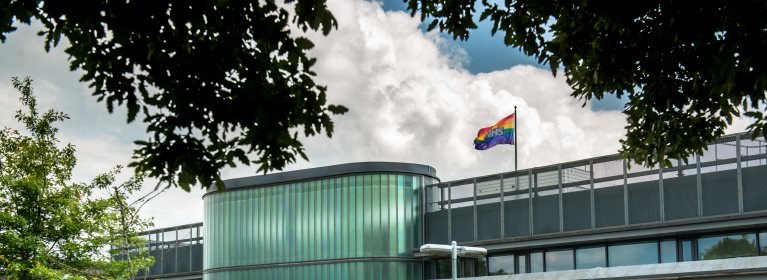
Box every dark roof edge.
[205,162,438,195]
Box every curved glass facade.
[205,261,422,280]
[203,173,426,279]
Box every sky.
[0,0,755,230]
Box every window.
[697,232,757,260]
[760,231,767,256]
[608,241,658,267]
[488,255,514,275]
[476,258,488,276]
[545,249,573,272]
[576,246,606,269]
[436,259,452,278]
[462,259,473,277]
[679,237,694,262]
[530,251,544,273]
[660,239,676,263]
[518,254,527,274]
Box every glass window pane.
[476,258,488,276]
[488,255,514,275]
[576,247,606,269]
[545,249,573,272]
[698,232,757,260]
[608,241,658,267]
[436,259,452,278]
[530,251,543,273]
[462,259,472,277]
[660,239,676,263]
[518,254,527,274]
[681,240,693,262]
[760,231,767,256]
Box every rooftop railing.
[425,133,767,244]
[113,222,204,278]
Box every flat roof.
[206,162,438,195]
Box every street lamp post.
[420,242,487,280]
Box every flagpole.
[514,106,517,171]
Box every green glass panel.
[301,182,308,262]
[389,174,397,257]
[359,175,367,257]
[335,178,342,259]
[396,175,404,256]
[315,180,322,260]
[321,179,327,260]
[258,187,265,265]
[380,174,389,257]
[349,176,356,257]
[369,174,378,257]
[342,177,349,259]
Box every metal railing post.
[624,159,629,225]
[473,178,478,242]
[558,164,563,233]
[448,182,452,243]
[659,165,665,222]
[590,159,595,229]
[697,153,703,218]
[528,170,533,236]
[500,174,505,239]
[737,134,744,213]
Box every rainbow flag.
[474,113,515,150]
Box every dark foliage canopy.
[1,0,348,191]
[407,0,767,167]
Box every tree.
[405,0,767,168]
[0,0,348,191]
[0,77,155,280]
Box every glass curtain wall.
[203,174,422,274]
[205,261,422,280]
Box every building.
[132,133,767,279]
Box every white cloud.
[222,0,628,183]
[1,0,630,229]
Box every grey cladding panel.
[426,211,449,244]
[477,202,501,241]
[177,245,191,273]
[743,165,767,212]
[149,249,162,275]
[504,199,530,238]
[451,207,475,243]
[701,169,739,216]
[533,195,560,235]
[663,175,698,221]
[192,244,203,271]
[628,181,660,224]
[563,191,591,232]
[595,186,624,228]
[161,248,176,274]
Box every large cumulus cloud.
[223,0,628,182]
[1,0,635,228]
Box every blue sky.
[377,0,628,112]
